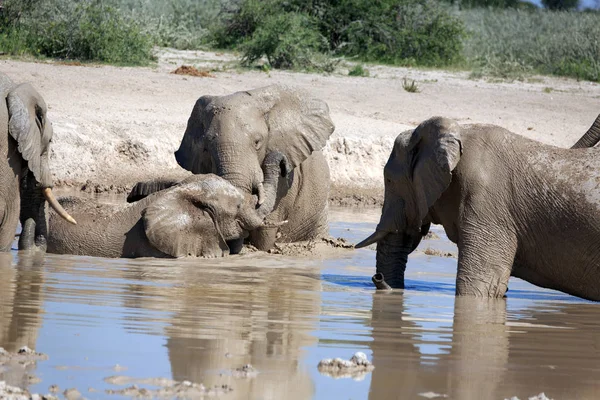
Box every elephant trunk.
[572,114,600,149]
[375,232,412,289]
[213,142,266,205]
[238,151,290,230]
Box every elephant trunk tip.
[372,273,392,291]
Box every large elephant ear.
[254,85,335,169]
[175,95,215,174]
[7,83,53,187]
[408,117,462,222]
[142,181,230,258]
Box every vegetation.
[0,0,154,65]
[0,0,599,82]
[402,78,420,93]
[462,9,600,82]
[348,64,370,77]
[211,0,466,70]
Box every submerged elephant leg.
[456,224,517,298]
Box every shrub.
[210,0,466,69]
[240,11,327,70]
[348,64,370,76]
[462,9,600,81]
[0,0,154,65]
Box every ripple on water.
[0,208,598,399]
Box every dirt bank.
[1,49,599,206]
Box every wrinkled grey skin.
[47,153,290,258]
[130,85,335,251]
[0,73,59,252]
[571,114,600,149]
[358,116,600,301]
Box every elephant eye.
[254,139,262,150]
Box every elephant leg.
[456,222,517,298]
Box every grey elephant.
[128,85,335,251]
[46,152,290,258]
[0,73,76,252]
[357,116,600,301]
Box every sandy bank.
[1,49,599,205]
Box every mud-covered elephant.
[46,152,290,258]
[0,73,76,252]
[357,116,600,301]
[128,85,335,251]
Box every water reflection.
[0,208,599,399]
[368,290,600,399]
[120,259,322,400]
[0,252,45,388]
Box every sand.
[1,48,599,205]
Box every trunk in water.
[375,233,412,289]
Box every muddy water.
[1,207,599,399]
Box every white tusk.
[43,188,77,225]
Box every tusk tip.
[67,216,77,225]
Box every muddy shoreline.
[1,49,598,209]
[54,180,384,208]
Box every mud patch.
[423,247,456,258]
[266,237,354,257]
[329,185,383,208]
[171,65,215,78]
[116,139,149,162]
[424,231,440,240]
[104,376,233,398]
[318,352,374,381]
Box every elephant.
[45,152,290,258]
[0,73,76,252]
[357,115,600,301]
[128,85,335,251]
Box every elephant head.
[0,75,75,252]
[173,85,334,209]
[139,151,291,258]
[356,117,462,288]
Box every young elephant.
[129,85,335,251]
[47,153,290,258]
[0,73,76,252]
[357,116,600,301]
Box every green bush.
[240,12,327,69]
[342,0,465,66]
[462,9,600,81]
[210,0,466,69]
[0,0,154,65]
[348,64,370,76]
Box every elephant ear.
[7,83,53,187]
[408,117,462,223]
[254,85,335,169]
[176,95,216,174]
[142,183,230,258]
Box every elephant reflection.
[369,292,600,399]
[121,261,321,400]
[0,252,45,388]
[368,293,508,399]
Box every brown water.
[0,207,598,399]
